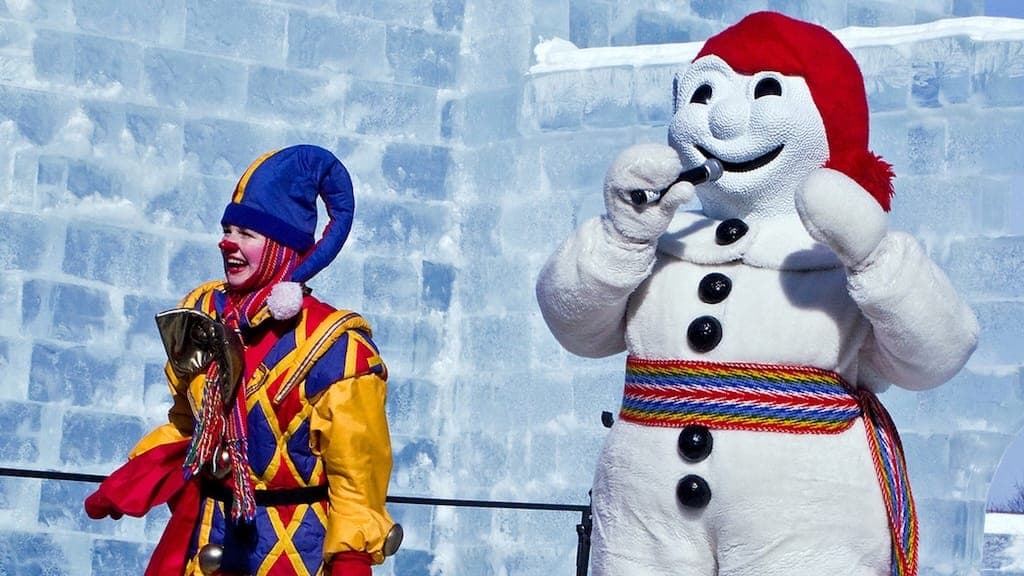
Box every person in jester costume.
[84,144,401,576]
[535,12,979,576]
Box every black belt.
[201,477,328,507]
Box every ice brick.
[0,85,75,146]
[433,0,465,32]
[143,49,247,112]
[90,538,151,576]
[184,0,286,64]
[0,530,73,575]
[145,175,228,233]
[451,89,522,146]
[183,118,279,178]
[0,212,50,271]
[362,258,419,314]
[386,26,459,89]
[974,40,1024,108]
[21,280,112,344]
[286,11,387,78]
[343,80,439,138]
[0,401,41,463]
[854,45,912,112]
[28,343,119,406]
[391,437,439,494]
[64,223,163,290]
[386,378,440,437]
[352,199,452,254]
[570,0,609,49]
[72,0,185,45]
[59,411,146,466]
[166,240,222,295]
[421,260,454,311]
[246,66,345,131]
[392,548,433,576]
[945,236,1024,299]
[460,313,533,372]
[382,142,451,200]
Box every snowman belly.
[590,419,890,574]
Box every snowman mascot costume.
[536,12,978,576]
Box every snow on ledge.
[987,512,1024,535]
[531,16,1024,75]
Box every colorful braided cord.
[621,357,861,433]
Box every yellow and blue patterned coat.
[132,281,395,575]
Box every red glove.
[82,439,190,520]
[84,490,123,520]
[329,552,372,576]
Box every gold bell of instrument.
[383,523,404,557]
[197,543,224,575]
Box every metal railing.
[0,466,593,576]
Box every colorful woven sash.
[621,357,917,576]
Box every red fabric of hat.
[696,11,894,211]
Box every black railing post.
[574,495,593,576]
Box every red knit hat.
[696,11,894,211]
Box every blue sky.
[990,432,1024,510]
[986,0,1024,18]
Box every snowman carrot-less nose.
[628,158,724,206]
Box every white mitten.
[603,143,694,244]
[795,168,887,270]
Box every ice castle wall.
[0,1,1020,575]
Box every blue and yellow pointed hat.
[221,144,355,283]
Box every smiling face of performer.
[668,54,829,221]
[220,225,269,291]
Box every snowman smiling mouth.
[695,144,785,173]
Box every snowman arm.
[852,231,979,390]
[536,216,656,358]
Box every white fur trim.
[267,282,304,320]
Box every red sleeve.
[84,439,190,519]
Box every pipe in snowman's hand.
[627,158,724,206]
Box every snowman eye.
[690,84,712,104]
[754,77,782,98]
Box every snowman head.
[668,11,894,221]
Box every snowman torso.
[589,210,894,574]
[625,210,870,384]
